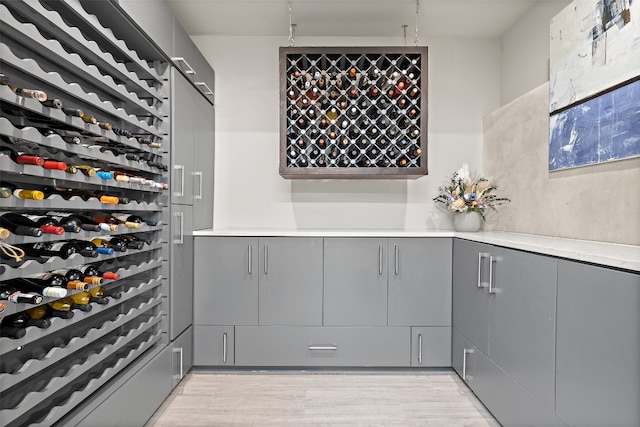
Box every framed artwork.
[549,0,640,170]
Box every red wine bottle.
[0,284,43,304]
[0,213,44,237]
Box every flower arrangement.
[433,163,510,220]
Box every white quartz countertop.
[193,229,640,272]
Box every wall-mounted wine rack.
[280,46,428,179]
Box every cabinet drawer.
[235,326,410,367]
[411,327,451,367]
[194,325,234,366]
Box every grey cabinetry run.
[555,261,640,427]
[452,239,562,427]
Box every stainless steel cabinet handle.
[462,348,474,381]
[195,81,214,96]
[172,212,184,244]
[418,333,423,365]
[394,245,399,275]
[477,252,489,288]
[171,57,196,74]
[488,256,497,294]
[173,347,184,379]
[222,332,228,364]
[264,245,268,275]
[173,165,184,197]
[193,171,203,200]
[248,244,253,274]
[309,345,338,351]
[379,245,383,275]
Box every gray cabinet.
[452,239,561,427]
[323,238,388,326]
[258,238,323,326]
[235,326,410,367]
[194,237,258,326]
[116,0,174,57]
[170,204,194,340]
[194,326,234,366]
[193,92,215,230]
[411,327,451,367]
[388,238,452,326]
[555,261,640,427]
[172,326,194,389]
[452,239,492,354]
[171,69,195,206]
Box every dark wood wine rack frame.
[279,46,428,179]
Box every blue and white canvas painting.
[549,78,640,170]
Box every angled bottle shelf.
[2,1,163,102]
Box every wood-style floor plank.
[146,371,500,427]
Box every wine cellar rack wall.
[280,46,428,179]
[0,0,170,425]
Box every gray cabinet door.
[171,69,194,205]
[411,327,451,367]
[194,325,234,366]
[258,237,323,326]
[193,47,215,103]
[556,261,640,427]
[388,238,452,326]
[172,18,195,78]
[172,326,193,389]
[117,0,173,57]
[192,93,214,230]
[170,204,193,340]
[323,238,388,326]
[193,237,258,325]
[488,247,557,412]
[452,239,491,354]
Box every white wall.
[500,1,570,105]
[193,35,501,230]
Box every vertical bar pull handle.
[222,332,228,364]
[173,165,184,197]
[477,252,489,288]
[462,348,474,381]
[248,244,252,274]
[173,347,184,379]
[193,171,203,200]
[394,245,399,275]
[172,212,184,244]
[417,333,423,365]
[488,256,497,294]
[264,245,268,275]
[378,245,383,275]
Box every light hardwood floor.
[145,370,500,427]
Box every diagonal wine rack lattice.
[280,47,428,179]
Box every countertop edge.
[192,229,640,272]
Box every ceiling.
[164,0,569,39]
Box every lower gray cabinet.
[555,261,640,427]
[410,327,451,367]
[75,345,172,427]
[194,325,235,366]
[452,329,562,427]
[172,326,193,389]
[170,204,194,340]
[235,326,410,367]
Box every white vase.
[453,211,482,232]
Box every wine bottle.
[0,73,9,86]
[0,284,43,304]
[8,277,67,298]
[0,182,45,200]
[80,114,98,125]
[121,233,152,247]
[8,84,47,102]
[0,147,45,166]
[92,237,127,253]
[88,286,109,305]
[91,213,142,230]
[27,306,55,327]
[40,98,62,109]
[23,241,76,259]
[69,292,92,312]
[112,128,133,138]
[0,227,10,239]
[24,214,65,235]
[70,239,112,256]
[0,213,44,237]
[82,265,120,281]
[76,165,97,177]
[0,314,31,338]
[62,108,84,118]
[47,297,75,318]
[46,212,100,232]
[52,268,94,288]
